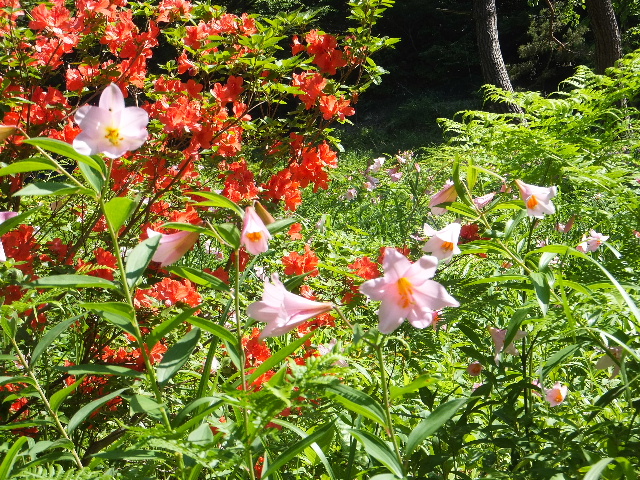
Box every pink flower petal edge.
[247,274,333,339]
[147,228,200,267]
[0,211,18,262]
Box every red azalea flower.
[283,245,319,277]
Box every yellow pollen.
[526,195,539,210]
[246,231,263,242]
[105,127,123,146]
[554,392,563,403]
[397,277,414,309]
[441,241,455,252]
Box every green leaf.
[503,209,527,240]
[529,272,550,315]
[67,388,128,433]
[14,182,93,197]
[589,385,626,419]
[50,377,84,413]
[390,374,437,400]
[486,199,525,212]
[283,271,313,291]
[0,420,51,431]
[60,365,142,377]
[246,332,314,385]
[185,315,241,369]
[562,280,593,296]
[146,308,199,349]
[157,327,201,387]
[0,436,29,480]
[188,423,214,445]
[29,274,118,289]
[104,197,136,232]
[459,239,513,256]
[266,217,297,234]
[31,316,81,366]
[325,383,387,427]
[188,190,243,217]
[270,419,336,480]
[503,307,531,351]
[0,157,58,175]
[160,222,210,234]
[214,223,240,249]
[124,394,164,419]
[466,274,529,286]
[125,235,160,289]
[349,428,404,478]
[0,207,40,237]
[173,396,225,430]
[168,266,230,292]
[185,317,237,346]
[27,439,74,457]
[540,344,581,380]
[0,316,16,339]
[446,201,478,219]
[529,245,640,325]
[23,137,105,173]
[78,161,104,192]
[79,302,136,338]
[261,422,335,479]
[405,398,468,456]
[583,458,614,480]
[92,449,170,461]
[0,376,36,387]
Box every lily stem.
[374,339,404,473]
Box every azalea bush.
[1,0,640,478]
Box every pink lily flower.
[466,361,483,377]
[359,248,459,334]
[429,180,458,215]
[241,206,272,255]
[488,326,527,364]
[514,180,558,218]
[531,379,542,397]
[422,222,461,262]
[545,382,568,407]
[368,157,385,173]
[73,83,149,158]
[555,215,575,233]
[472,192,495,209]
[0,211,18,261]
[595,346,624,378]
[248,274,333,339]
[472,382,484,391]
[576,230,609,253]
[147,228,200,267]
[345,188,358,200]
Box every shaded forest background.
[221,0,640,151]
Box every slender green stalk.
[374,340,403,472]
[11,338,84,468]
[98,183,186,478]
[331,304,354,330]
[233,249,256,480]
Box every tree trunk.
[585,0,622,74]
[472,0,522,114]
